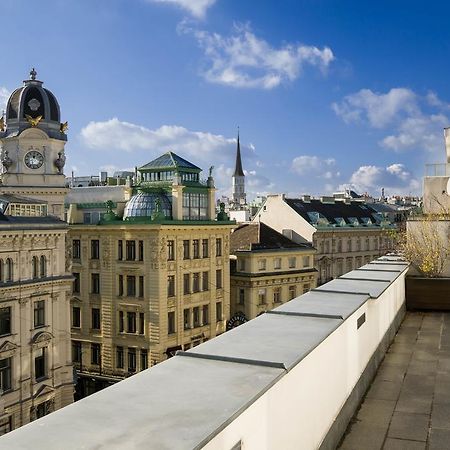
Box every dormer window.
[348,217,359,226]
[361,217,373,225]
[334,217,346,226]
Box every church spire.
[233,128,244,177]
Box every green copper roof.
[139,151,201,171]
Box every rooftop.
[139,151,201,172]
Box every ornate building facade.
[67,152,234,397]
[0,70,73,434]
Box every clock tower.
[0,69,68,219]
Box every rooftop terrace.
[0,255,421,450]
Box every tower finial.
[30,68,37,80]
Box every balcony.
[2,254,439,450]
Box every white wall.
[203,272,406,450]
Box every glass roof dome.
[123,192,172,220]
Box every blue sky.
[1,0,449,199]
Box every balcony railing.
[425,163,450,177]
[1,254,409,450]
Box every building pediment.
[34,383,55,399]
[31,330,53,346]
[0,340,19,355]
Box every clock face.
[24,150,44,169]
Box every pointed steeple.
[233,128,245,177]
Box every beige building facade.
[230,222,317,323]
[255,194,394,285]
[0,70,73,434]
[67,152,234,396]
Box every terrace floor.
[339,312,450,450]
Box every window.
[258,259,266,271]
[288,257,296,268]
[35,400,53,420]
[193,307,200,327]
[0,415,12,435]
[193,273,200,293]
[167,275,175,297]
[118,240,123,260]
[356,238,361,251]
[72,341,82,363]
[92,308,101,330]
[167,240,175,261]
[273,287,281,303]
[202,271,209,291]
[73,273,80,293]
[91,273,100,294]
[138,240,144,261]
[274,258,281,269]
[337,240,343,253]
[347,258,353,272]
[193,240,200,259]
[168,311,176,334]
[288,285,296,300]
[73,239,81,259]
[302,256,310,268]
[183,240,190,259]
[216,269,222,289]
[34,300,45,328]
[202,305,209,325]
[5,258,13,282]
[238,259,246,271]
[90,240,100,259]
[32,256,38,279]
[183,273,190,295]
[127,275,136,297]
[139,276,144,298]
[0,358,12,392]
[239,288,245,305]
[347,239,352,252]
[258,289,266,305]
[141,349,148,370]
[324,241,330,253]
[72,306,81,328]
[0,307,11,336]
[139,313,144,334]
[127,312,136,333]
[202,239,209,258]
[35,348,46,380]
[119,311,124,333]
[128,348,136,373]
[126,240,136,261]
[91,344,101,365]
[303,283,311,294]
[116,346,124,369]
[365,238,370,251]
[216,238,222,257]
[83,213,91,224]
[216,302,222,322]
[374,238,379,250]
[184,309,190,330]
[118,275,124,296]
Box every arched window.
[0,259,3,282]
[32,256,39,279]
[39,256,46,278]
[5,258,13,282]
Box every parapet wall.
[1,255,408,450]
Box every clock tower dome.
[0,69,68,219]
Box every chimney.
[445,128,450,163]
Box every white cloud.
[332,88,417,128]
[346,163,420,195]
[80,117,244,162]
[291,155,338,178]
[181,23,334,89]
[0,87,10,113]
[334,87,450,155]
[381,113,447,152]
[146,0,215,18]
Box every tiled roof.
[139,151,201,171]
[284,198,383,227]
[230,222,313,251]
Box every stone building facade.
[230,222,317,324]
[67,152,234,397]
[0,70,73,434]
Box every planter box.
[406,277,450,311]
